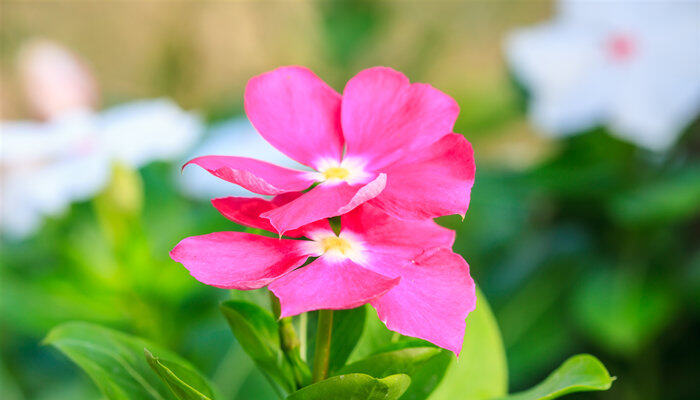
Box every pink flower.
[170,195,476,354]
[186,66,475,234]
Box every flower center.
[304,230,367,263]
[320,236,352,254]
[310,157,372,185]
[606,33,636,62]
[322,166,350,181]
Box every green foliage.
[44,322,213,400]
[497,354,614,400]
[348,306,399,362]
[318,0,385,72]
[42,296,615,400]
[144,349,216,400]
[93,164,144,251]
[431,287,508,400]
[306,306,367,373]
[610,166,700,226]
[219,300,297,394]
[286,373,410,400]
[572,269,678,356]
[338,346,451,400]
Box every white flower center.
[303,230,366,263]
[310,157,372,185]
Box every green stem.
[269,291,308,388]
[312,309,333,382]
[270,292,300,351]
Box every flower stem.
[270,293,300,352]
[312,309,333,382]
[269,291,309,389]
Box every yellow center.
[320,236,352,255]
[323,167,350,181]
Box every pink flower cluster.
[171,66,476,354]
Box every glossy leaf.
[306,306,367,373]
[430,287,508,400]
[497,354,614,400]
[219,300,297,394]
[144,349,216,400]
[338,346,451,400]
[287,373,410,400]
[43,322,208,400]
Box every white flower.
[505,0,700,151]
[178,117,309,200]
[1,40,202,239]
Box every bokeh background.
[1,1,698,399]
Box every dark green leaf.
[43,321,206,400]
[338,346,450,400]
[219,300,297,394]
[610,166,700,226]
[306,306,366,373]
[497,354,614,400]
[431,287,508,400]
[144,349,215,400]
[287,373,410,400]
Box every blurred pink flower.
[171,195,475,354]
[186,66,475,235]
[18,40,98,120]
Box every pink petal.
[212,194,332,238]
[169,232,309,290]
[268,257,400,318]
[369,248,476,355]
[341,67,459,169]
[245,66,344,168]
[369,133,475,220]
[184,155,314,195]
[260,173,387,235]
[341,204,455,257]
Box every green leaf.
[430,287,508,400]
[43,321,209,400]
[0,356,23,400]
[219,300,297,394]
[610,166,700,226]
[338,346,451,400]
[496,354,614,400]
[306,306,366,373]
[287,373,410,400]
[572,269,677,356]
[144,349,216,400]
[347,306,397,363]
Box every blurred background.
[1,1,698,399]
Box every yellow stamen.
[321,236,352,255]
[323,167,350,181]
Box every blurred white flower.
[505,0,700,150]
[1,40,202,239]
[178,117,309,200]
